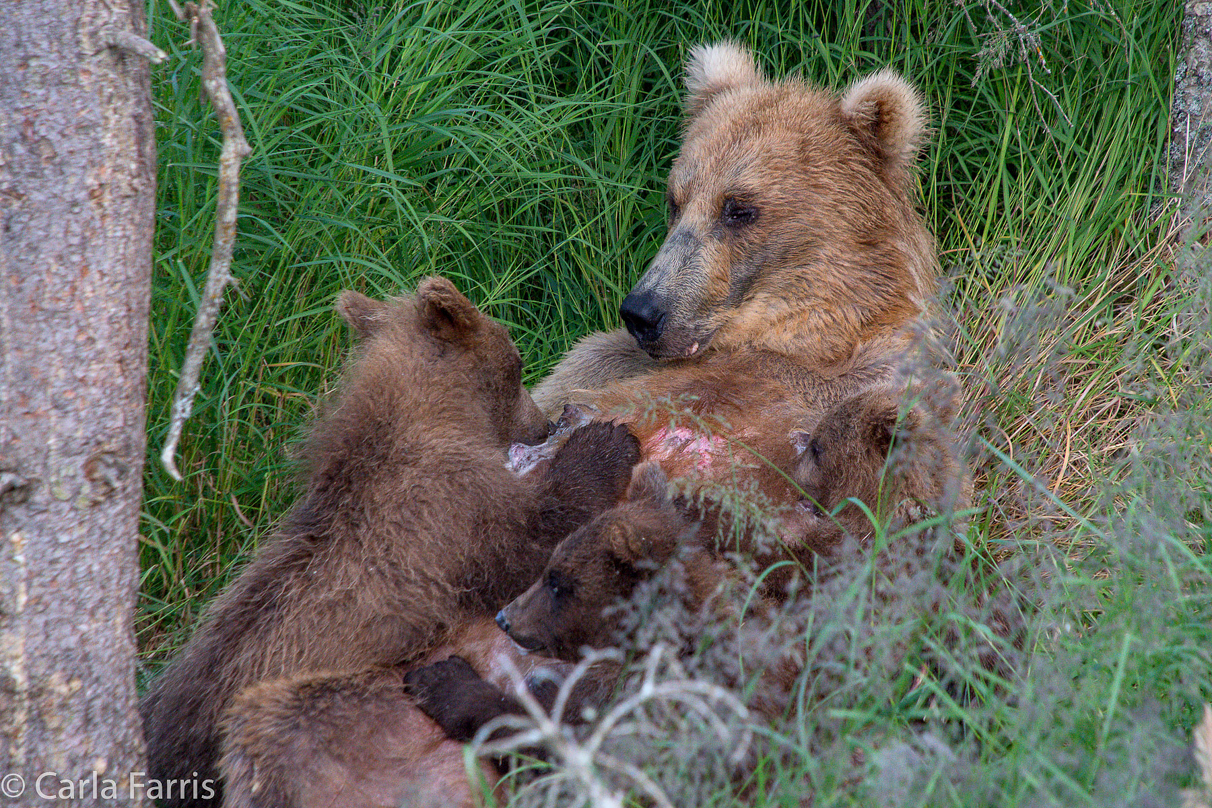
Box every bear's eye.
[721,197,758,228]
[666,193,680,222]
[547,570,571,601]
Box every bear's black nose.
[620,290,666,346]
[495,610,510,634]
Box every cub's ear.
[685,41,764,118]
[606,522,647,565]
[915,373,963,426]
[335,291,387,340]
[862,392,919,456]
[416,276,481,345]
[624,462,670,506]
[840,69,927,176]
[791,430,812,457]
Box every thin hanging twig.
[160,0,251,481]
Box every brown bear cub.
[408,462,786,741]
[533,41,936,415]
[789,380,969,541]
[406,464,700,736]
[409,384,971,747]
[219,617,562,808]
[140,278,640,807]
[494,462,728,661]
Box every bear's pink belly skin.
[643,426,728,476]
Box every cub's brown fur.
[140,278,639,806]
[408,462,796,743]
[219,618,561,808]
[790,380,969,540]
[533,41,935,415]
[220,666,492,808]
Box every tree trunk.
[1171,0,1212,241]
[0,0,154,804]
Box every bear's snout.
[496,599,548,654]
[620,288,666,346]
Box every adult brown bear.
[524,41,951,582]
[532,41,937,423]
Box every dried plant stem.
[160,0,251,481]
[477,647,750,808]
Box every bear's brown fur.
[408,462,798,744]
[140,278,639,806]
[547,352,900,567]
[219,617,561,808]
[219,665,494,808]
[533,41,935,416]
[789,380,969,540]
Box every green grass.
[139,0,1210,805]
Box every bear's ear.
[840,69,927,176]
[791,430,812,457]
[863,392,918,456]
[624,462,670,507]
[684,41,764,118]
[607,519,680,566]
[416,276,482,345]
[606,522,647,564]
[336,291,387,340]
[915,374,962,426]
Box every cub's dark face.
[792,391,901,520]
[496,520,635,661]
[496,464,688,661]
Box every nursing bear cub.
[140,278,640,807]
[411,382,967,743]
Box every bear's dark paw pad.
[403,655,480,703]
[555,422,641,483]
[405,657,521,742]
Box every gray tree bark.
[0,0,154,804]
[1171,0,1212,240]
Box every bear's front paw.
[551,421,641,497]
[404,656,521,743]
[403,655,481,702]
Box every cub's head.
[791,382,959,528]
[495,463,694,660]
[336,277,548,447]
[621,42,934,364]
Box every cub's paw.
[550,421,642,499]
[403,656,520,743]
[403,655,481,700]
